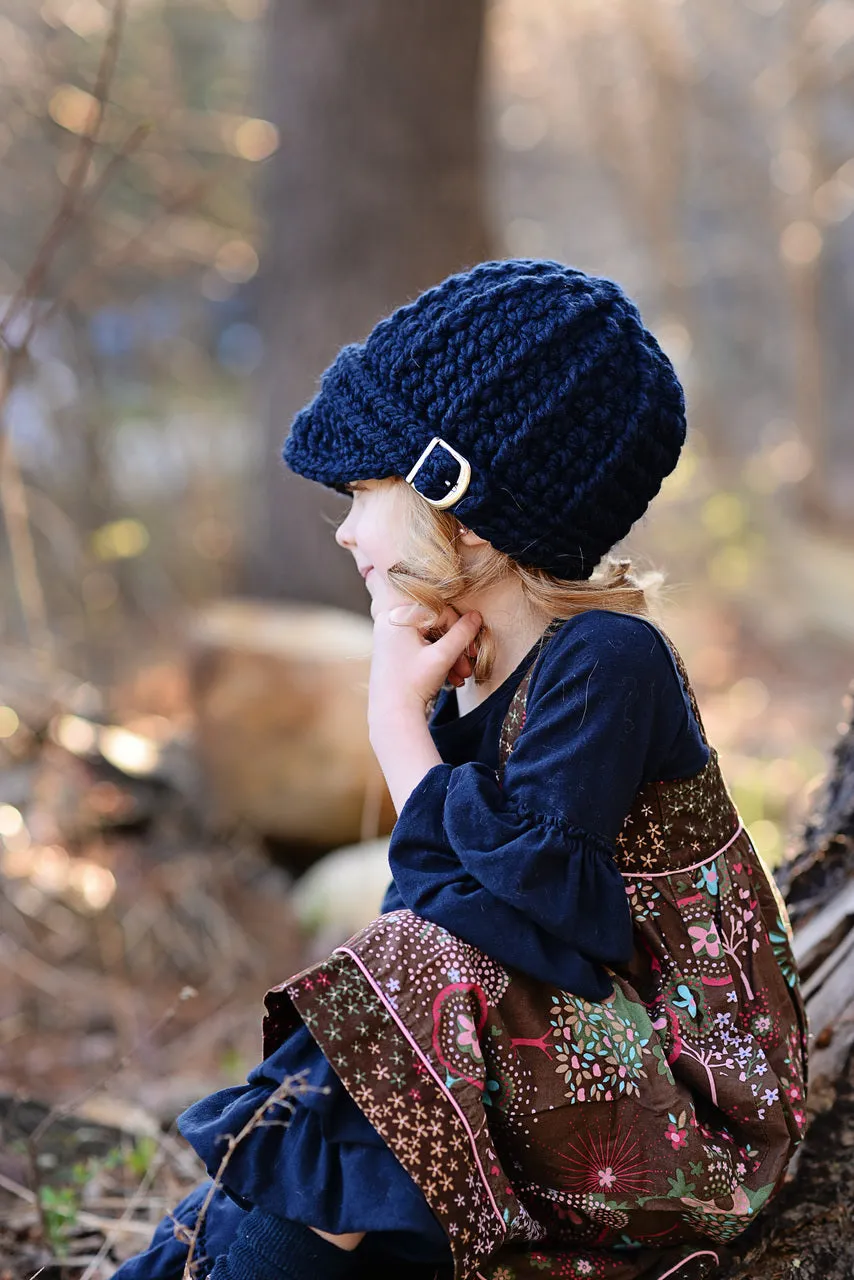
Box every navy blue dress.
[115,611,708,1279]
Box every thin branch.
[0,0,127,342]
[0,397,53,656]
[28,986,198,1151]
[38,178,209,339]
[180,1077,325,1279]
[79,1145,169,1280]
[12,122,153,359]
[11,983,195,1259]
[0,0,129,659]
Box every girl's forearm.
[369,709,443,816]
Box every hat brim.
[282,343,412,490]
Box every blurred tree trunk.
[244,0,492,608]
[783,0,831,532]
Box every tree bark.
[245,0,492,608]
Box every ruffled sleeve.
[176,1023,446,1243]
[387,611,703,993]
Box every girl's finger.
[450,653,473,681]
[428,611,482,668]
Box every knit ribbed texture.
[283,258,686,581]
[208,1209,359,1280]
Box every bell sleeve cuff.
[387,764,617,999]
[390,762,632,968]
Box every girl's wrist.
[368,700,429,746]
[368,704,443,816]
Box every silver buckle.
[405,436,472,509]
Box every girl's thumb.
[437,610,482,655]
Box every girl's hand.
[368,603,482,728]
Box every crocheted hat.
[283,259,686,580]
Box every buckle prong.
[405,436,471,510]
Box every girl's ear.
[457,523,489,548]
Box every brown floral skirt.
[263,829,807,1280]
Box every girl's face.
[334,479,414,616]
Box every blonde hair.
[376,477,665,685]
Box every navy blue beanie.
[283,258,686,581]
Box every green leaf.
[666,1168,696,1199]
[127,1134,158,1179]
[38,1183,80,1256]
[745,1183,776,1215]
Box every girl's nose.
[335,509,356,550]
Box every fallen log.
[778,684,854,917]
[724,682,854,1278]
[787,684,854,1122]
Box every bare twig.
[79,1143,169,1280]
[0,1169,36,1202]
[180,1076,325,1279]
[0,0,127,343]
[0,6,202,674]
[40,178,210,333]
[0,414,53,656]
[0,0,128,661]
[28,986,198,1152]
[0,175,207,661]
[10,977,197,1259]
[12,122,154,360]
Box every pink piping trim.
[621,823,743,880]
[337,945,507,1234]
[657,1250,720,1278]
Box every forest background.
[0,1,852,1276]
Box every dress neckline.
[430,618,564,731]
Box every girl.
[116,260,807,1280]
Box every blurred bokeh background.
[0,2,853,1262]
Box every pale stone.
[292,836,392,955]
[187,600,394,847]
